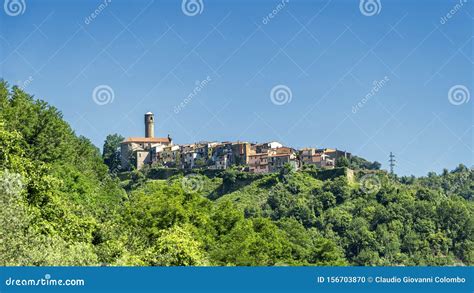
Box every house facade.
[248,153,268,173]
[120,113,352,173]
[268,153,299,173]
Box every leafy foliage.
[0,81,472,266]
[103,134,125,173]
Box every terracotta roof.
[122,137,171,144]
[269,153,293,158]
[249,153,268,157]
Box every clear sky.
[1,0,472,176]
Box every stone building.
[248,153,268,173]
[209,142,233,170]
[316,148,351,161]
[152,145,180,167]
[299,148,350,169]
[253,141,283,154]
[231,142,252,165]
[268,147,299,172]
[120,112,172,170]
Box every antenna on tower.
[389,152,396,174]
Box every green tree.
[144,225,206,266]
[103,133,125,173]
[310,237,347,266]
[335,157,350,168]
[210,218,291,266]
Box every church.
[120,112,172,170]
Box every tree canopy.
[0,81,472,266]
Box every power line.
[389,152,396,174]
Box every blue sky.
[0,0,472,176]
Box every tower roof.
[145,111,153,115]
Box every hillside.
[0,82,472,266]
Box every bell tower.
[145,112,154,138]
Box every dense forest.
[0,82,472,266]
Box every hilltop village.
[120,112,351,172]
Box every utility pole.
[389,152,396,174]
